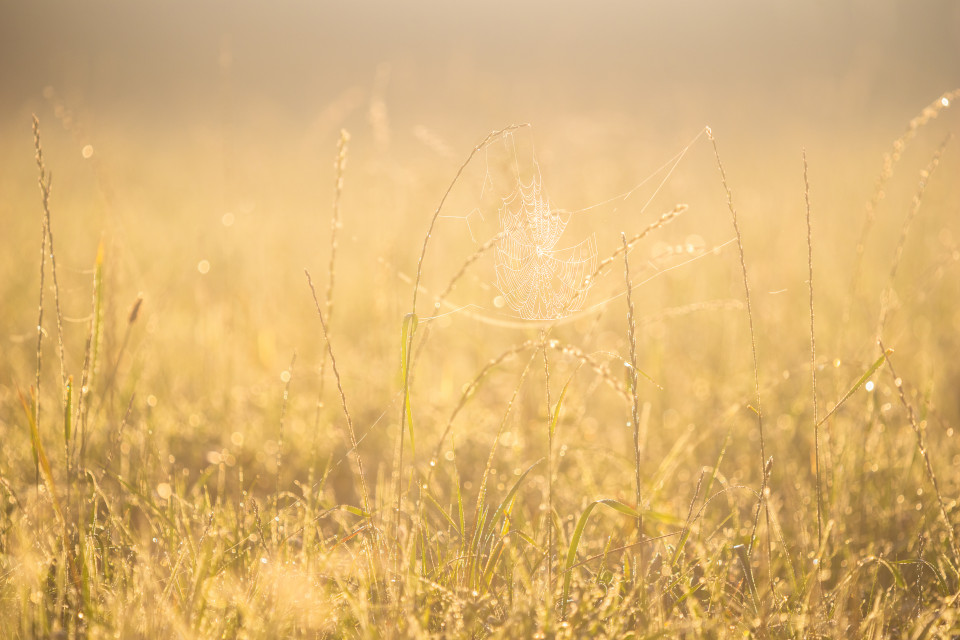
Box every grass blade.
[549,367,579,438]
[817,348,892,427]
[400,312,418,454]
[561,498,673,619]
[479,460,540,550]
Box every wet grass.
[1,91,960,638]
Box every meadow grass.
[1,91,960,639]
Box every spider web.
[425,125,715,326]
[494,174,597,320]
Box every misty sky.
[2,1,958,137]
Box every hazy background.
[3,0,958,212]
[1,0,958,389]
[3,2,958,130]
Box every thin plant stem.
[315,129,350,432]
[541,329,554,600]
[847,90,959,310]
[33,117,67,393]
[585,204,687,288]
[706,127,770,567]
[409,124,529,318]
[876,135,951,340]
[32,121,49,496]
[803,149,823,558]
[879,341,960,567]
[305,270,370,515]
[622,233,644,568]
[277,352,296,516]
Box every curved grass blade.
[561,498,670,618]
[400,312,418,454]
[478,460,540,550]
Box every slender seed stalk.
[315,129,350,429]
[541,330,554,599]
[880,341,960,566]
[877,135,951,340]
[306,270,369,514]
[277,352,296,517]
[803,150,823,557]
[707,128,771,577]
[32,121,49,495]
[622,233,644,566]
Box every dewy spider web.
[428,126,711,326]
[494,174,597,320]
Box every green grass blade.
[90,241,105,385]
[471,460,540,586]
[400,312,418,454]
[424,490,461,538]
[562,501,599,619]
[18,386,62,521]
[549,368,579,438]
[878,557,907,588]
[817,348,892,426]
[340,504,373,518]
[595,498,639,518]
[561,498,673,618]
[63,375,73,444]
[480,460,540,549]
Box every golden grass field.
[2,2,960,638]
